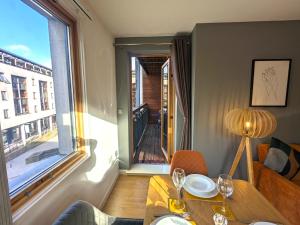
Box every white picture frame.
[250,59,291,107]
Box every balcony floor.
[134,124,166,164]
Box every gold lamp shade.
[225,108,277,138]
[226,108,277,184]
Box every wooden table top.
[144,175,290,225]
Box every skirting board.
[98,160,120,209]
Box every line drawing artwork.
[251,59,290,106]
[260,66,279,102]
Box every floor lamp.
[225,109,277,184]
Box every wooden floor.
[134,124,166,164]
[103,175,150,219]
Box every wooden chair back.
[170,150,208,175]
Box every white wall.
[12,1,119,224]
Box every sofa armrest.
[257,144,270,163]
[253,162,300,225]
[253,161,265,187]
[52,200,114,225]
[52,201,144,225]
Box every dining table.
[144,175,291,225]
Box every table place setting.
[184,174,218,199]
[148,168,287,225]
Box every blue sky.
[0,0,52,68]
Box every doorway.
[130,55,174,164]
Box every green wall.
[191,21,300,178]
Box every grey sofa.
[52,200,144,225]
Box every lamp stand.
[229,136,254,185]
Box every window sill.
[11,149,89,221]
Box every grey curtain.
[171,37,192,149]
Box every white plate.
[183,174,216,197]
[251,222,277,225]
[186,185,219,198]
[151,215,191,225]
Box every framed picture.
[250,59,291,107]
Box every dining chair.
[170,150,208,175]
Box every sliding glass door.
[161,59,174,162]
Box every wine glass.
[172,168,186,209]
[217,174,234,216]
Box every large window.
[39,80,49,111]
[12,75,29,115]
[0,0,84,209]
[0,72,10,83]
[1,91,8,101]
[24,121,38,138]
[3,109,9,119]
[2,127,22,150]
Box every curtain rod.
[72,0,92,21]
[114,41,191,47]
[114,42,173,47]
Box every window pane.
[0,0,76,195]
[131,57,137,109]
[1,91,8,100]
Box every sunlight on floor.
[123,164,170,175]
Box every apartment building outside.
[0,48,56,157]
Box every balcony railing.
[132,103,149,158]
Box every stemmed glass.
[172,168,186,209]
[217,174,234,216]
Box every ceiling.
[87,0,300,37]
[138,57,168,75]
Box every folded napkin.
[183,190,223,202]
